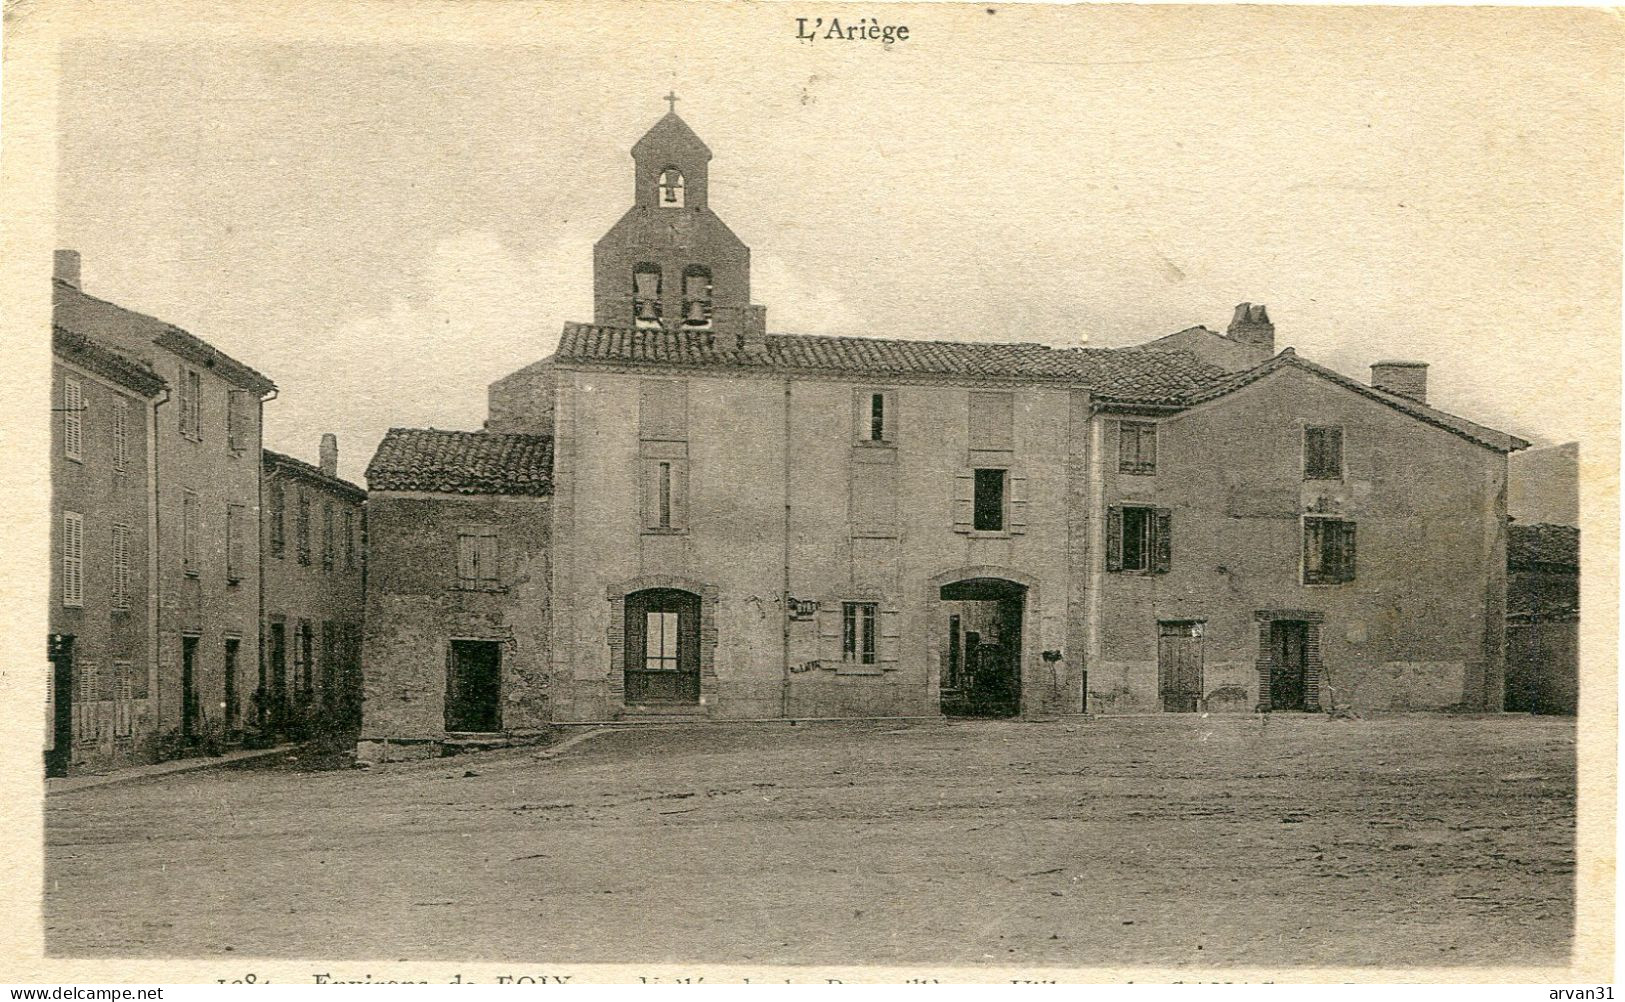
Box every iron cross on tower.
[664,91,679,113]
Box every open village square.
[40,86,1589,972]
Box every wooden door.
[624,589,701,704]
[446,640,502,732]
[1158,621,1204,712]
[1269,621,1309,711]
[46,635,73,777]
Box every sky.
[49,3,1622,483]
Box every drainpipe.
[258,389,277,737]
[781,378,792,720]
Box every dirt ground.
[44,714,1574,969]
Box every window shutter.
[1009,475,1029,534]
[1105,506,1123,571]
[1340,521,1357,583]
[62,512,84,606]
[968,391,1015,451]
[479,531,499,586]
[63,378,83,460]
[227,390,248,451]
[623,593,646,673]
[456,532,477,586]
[1143,425,1158,473]
[1328,430,1343,478]
[670,458,690,530]
[112,399,128,471]
[1153,508,1172,573]
[952,473,974,533]
[227,504,246,582]
[1302,521,1321,585]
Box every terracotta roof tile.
[554,322,1226,400]
[365,429,553,496]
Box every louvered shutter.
[227,505,244,582]
[63,379,83,460]
[952,473,974,533]
[1153,508,1172,573]
[1302,521,1321,585]
[670,459,690,531]
[456,532,477,587]
[1105,506,1123,571]
[62,512,84,606]
[1339,522,1357,583]
[1009,475,1029,535]
[478,531,499,587]
[112,399,128,471]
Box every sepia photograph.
[1,0,1617,986]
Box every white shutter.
[63,378,83,461]
[62,511,84,607]
[952,473,974,534]
[1009,474,1029,535]
[112,398,128,471]
[112,524,130,608]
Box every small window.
[973,469,1007,532]
[842,602,878,665]
[1304,517,1356,584]
[657,462,673,529]
[111,523,130,610]
[1305,426,1343,481]
[1119,421,1157,475]
[658,168,685,208]
[227,389,250,452]
[182,490,200,577]
[179,370,202,440]
[63,377,83,461]
[869,393,886,442]
[633,264,663,328]
[681,266,712,329]
[62,510,84,607]
[1107,505,1172,574]
[645,610,680,670]
[322,502,335,573]
[112,397,129,472]
[456,528,500,590]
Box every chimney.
[54,250,81,289]
[1370,361,1428,404]
[1226,302,1275,353]
[319,433,339,477]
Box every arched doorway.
[936,577,1027,718]
[624,588,701,704]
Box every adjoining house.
[261,437,367,738]
[48,326,167,776]
[52,252,277,762]
[1505,523,1579,715]
[358,108,1530,758]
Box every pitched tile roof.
[554,322,1226,401]
[1173,349,1529,453]
[366,429,553,496]
[52,326,167,397]
[263,449,368,503]
[1509,523,1579,572]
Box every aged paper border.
[0,0,1616,984]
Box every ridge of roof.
[366,427,554,497]
[263,448,367,501]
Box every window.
[968,391,1015,451]
[296,491,311,565]
[62,511,84,607]
[111,523,130,610]
[658,168,685,208]
[322,502,335,573]
[1119,421,1157,475]
[226,504,246,584]
[857,388,897,444]
[113,660,134,703]
[297,619,314,692]
[227,389,250,452]
[456,529,500,590]
[63,377,83,461]
[681,266,712,328]
[182,490,200,577]
[633,264,663,328]
[112,397,129,472]
[269,482,285,558]
[641,457,688,532]
[179,369,202,440]
[1305,426,1343,480]
[842,602,878,665]
[77,660,99,705]
[645,611,679,670]
[1304,517,1357,584]
[1107,505,1172,574]
[973,468,1007,531]
[344,509,355,570]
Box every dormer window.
[633,264,663,328]
[681,266,712,328]
[658,168,685,208]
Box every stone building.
[261,436,367,736]
[53,251,276,751]
[47,326,166,776]
[1504,523,1579,715]
[359,109,1528,756]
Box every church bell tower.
[592,96,766,346]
